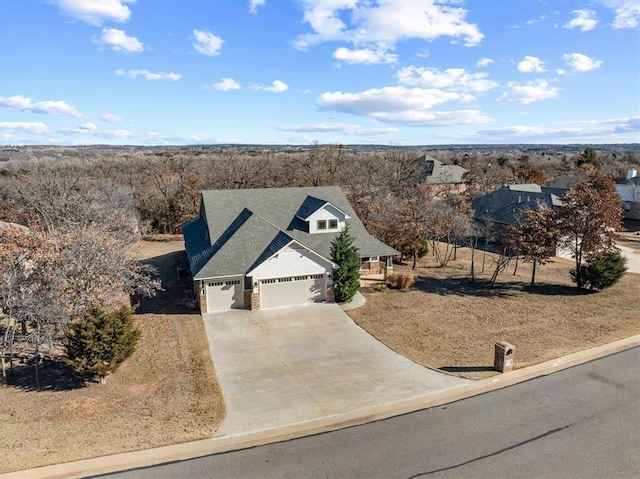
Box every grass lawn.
[348,243,639,380]
[0,239,226,474]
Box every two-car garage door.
[260,274,325,309]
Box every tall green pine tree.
[65,305,141,383]
[330,224,360,303]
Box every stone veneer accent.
[325,286,335,303]
[244,291,260,310]
[198,281,207,314]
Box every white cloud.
[56,0,135,26]
[601,0,640,28]
[371,109,490,125]
[193,29,224,56]
[116,69,181,81]
[294,0,483,52]
[318,87,462,114]
[249,0,265,14]
[477,116,640,142]
[477,57,494,67]
[497,79,560,104]
[517,56,546,73]
[562,53,603,71]
[277,123,398,136]
[58,126,134,139]
[564,9,598,31]
[100,112,123,122]
[253,80,289,93]
[525,14,548,25]
[0,121,49,134]
[78,122,97,130]
[333,47,398,65]
[316,86,490,125]
[0,95,82,117]
[208,78,241,91]
[396,66,498,93]
[96,28,144,53]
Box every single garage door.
[206,279,243,312]
[260,274,325,309]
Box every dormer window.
[296,196,350,234]
[317,219,339,231]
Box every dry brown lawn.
[349,245,639,380]
[0,239,225,474]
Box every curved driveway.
[203,303,469,438]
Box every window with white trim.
[317,220,327,230]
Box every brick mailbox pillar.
[494,341,515,373]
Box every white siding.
[248,243,333,281]
[307,204,348,234]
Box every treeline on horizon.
[0,143,638,236]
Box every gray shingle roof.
[416,155,468,184]
[183,186,398,280]
[472,184,566,225]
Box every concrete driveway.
[618,245,640,273]
[203,303,470,438]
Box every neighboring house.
[472,184,566,239]
[617,169,640,220]
[182,186,398,313]
[416,154,468,193]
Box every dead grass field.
[0,239,225,474]
[348,244,639,380]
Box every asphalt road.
[103,347,640,479]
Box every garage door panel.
[260,275,325,309]
[206,280,243,311]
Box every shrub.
[570,251,627,290]
[65,305,141,383]
[388,273,415,290]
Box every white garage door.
[260,275,325,309]
[206,280,243,312]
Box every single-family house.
[416,155,468,193]
[472,184,566,238]
[617,169,640,220]
[182,186,398,312]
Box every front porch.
[359,272,387,287]
[359,255,394,287]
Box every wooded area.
[0,143,637,385]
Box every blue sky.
[1,0,639,146]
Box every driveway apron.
[203,303,470,437]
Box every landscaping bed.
[348,246,639,380]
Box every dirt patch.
[0,241,226,474]
[348,246,639,380]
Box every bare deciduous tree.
[556,168,623,289]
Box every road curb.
[5,334,639,479]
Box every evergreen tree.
[65,305,141,383]
[570,251,627,290]
[330,224,360,303]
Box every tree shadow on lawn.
[413,276,517,298]
[413,276,591,298]
[133,250,198,315]
[6,358,86,392]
